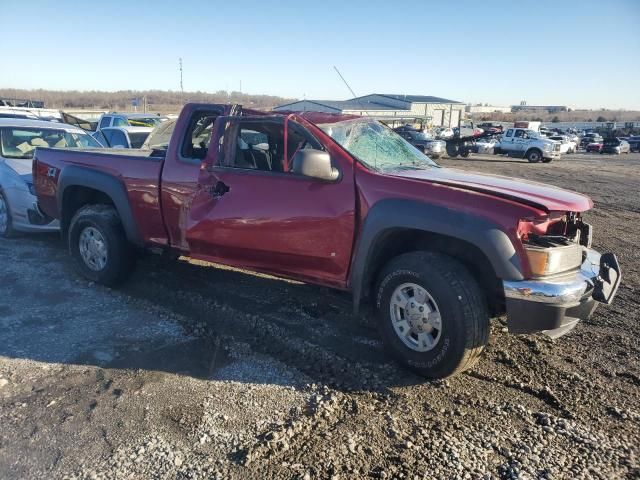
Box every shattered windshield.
[320,119,438,171]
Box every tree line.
[0,88,297,113]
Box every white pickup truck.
[497,128,561,163]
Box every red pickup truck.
[33,103,621,379]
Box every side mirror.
[290,149,339,181]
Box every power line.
[179,58,184,100]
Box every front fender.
[349,199,524,310]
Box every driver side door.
[184,115,356,288]
[512,129,529,157]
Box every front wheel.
[446,144,460,158]
[374,252,489,379]
[68,204,135,286]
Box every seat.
[30,138,48,147]
[250,147,271,171]
[234,145,256,169]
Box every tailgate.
[33,149,62,219]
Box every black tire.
[0,190,17,238]
[68,204,135,286]
[446,144,459,158]
[526,149,543,163]
[460,148,471,158]
[374,251,489,379]
[542,158,552,163]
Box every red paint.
[34,103,597,286]
[34,149,166,244]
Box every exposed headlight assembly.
[524,243,583,277]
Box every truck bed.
[38,147,164,159]
[34,147,167,246]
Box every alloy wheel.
[79,226,108,271]
[389,282,442,352]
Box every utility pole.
[179,58,184,102]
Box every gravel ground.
[0,151,639,479]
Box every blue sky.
[2,0,639,109]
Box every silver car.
[0,118,102,237]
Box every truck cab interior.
[182,110,322,174]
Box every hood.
[2,157,33,177]
[389,167,593,212]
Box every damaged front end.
[503,211,621,338]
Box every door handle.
[210,181,230,198]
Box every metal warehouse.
[274,94,465,128]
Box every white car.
[435,127,454,139]
[0,118,102,237]
[549,135,575,154]
[474,137,499,154]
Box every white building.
[274,94,465,128]
[466,104,512,114]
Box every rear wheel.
[68,204,135,286]
[0,190,16,238]
[374,252,489,379]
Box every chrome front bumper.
[425,144,445,155]
[502,248,621,338]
